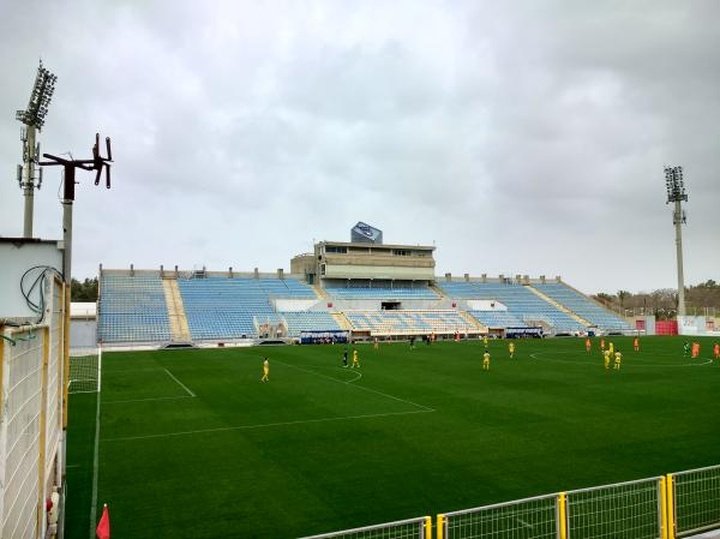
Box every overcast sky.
[1,1,718,294]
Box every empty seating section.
[345,311,473,335]
[98,274,171,343]
[439,281,585,333]
[469,311,528,328]
[325,281,437,299]
[260,278,317,299]
[97,271,628,343]
[178,277,314,340]
[280,312,340,336]
[534,283,631,331]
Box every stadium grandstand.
[96,222,632,348]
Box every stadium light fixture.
[664,166,687,204]
[16,60,57,237]
[664,165,688,319]
[16,60,57,129]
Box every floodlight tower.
[16,60,57,238]
[665,165,688,317]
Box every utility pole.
[39,133,113,283]
[39,133,112,536]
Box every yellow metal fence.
[308,465,720,539]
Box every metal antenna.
[16,60,57,237]
[664,165,688,318]
[39,133,113,283]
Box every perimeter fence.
[301,515,432,539]
[673,464,720,537]
[0,276,66,539]
[309,465,720,539]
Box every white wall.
[70,319,97,351]
[0,239,63,320]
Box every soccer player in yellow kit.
[608,341,615,357]
[508,341,515,359]
[261,357,270,382]
[613,350,622,370]
[603,350,612,370]
[351,349,360,368]
[483,350,491,370]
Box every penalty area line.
[164,368,196,397]
[102,408,435,443]
[104,395,195,404]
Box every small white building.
[70,301,97,352]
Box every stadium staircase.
[313,284,330,300]
[458,310,487,333]
[526,285,590,327]
[331,312,353,331]
[429,283,448,298]
[162,279,192,343]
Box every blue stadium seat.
[324,281,438,300]
[97,274,171,343]
[178,276,319,340]
[438,281,586,333]
[533,283,631,332]
[344,310,474,335]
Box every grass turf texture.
[65,336,720,538]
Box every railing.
[565,477,664,539]
[439,493,559,539]
[313,465,720,539]
[301,516,432,539]
[672,464,720,537]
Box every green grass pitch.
[65,336,720,538]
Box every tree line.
[593,280,720,319]
[70,278,98,302]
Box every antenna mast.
[39,133,113,283]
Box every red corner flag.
[96,503,110,539]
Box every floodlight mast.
[664,165,688,317]
[16,60,57,238]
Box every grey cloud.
[1,0,718,293]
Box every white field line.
[164,368,196,397]
[102,367,175,374]
[102,409,434,443]
[104,395,194,404]
[342,368,362,384]
[89,390,102,538]
[529,352,713,368]
[275,359,435,412]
